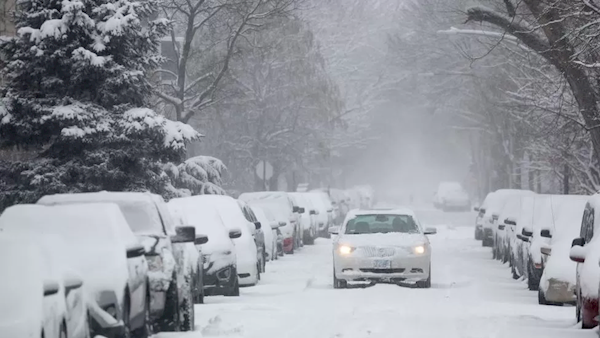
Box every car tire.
[133,293,153,338]
[256,262,261,282]
[159,275,181,332]
[417,265,432,288]
[510,255,520,280]
[527,259,540,291]
[482,237,493,247]
[194,270,204,305]
[121,294,132,338]
[226,276,240,297]
[179,281,194,332]
[333,267,346,289]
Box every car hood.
[337,233,426,248]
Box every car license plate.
[373,260,391,269]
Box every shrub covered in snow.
[164,156,227,196]
[0,0,204,209]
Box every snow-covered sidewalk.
[156,209,597,338]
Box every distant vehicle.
[237,199,267,273]
[433,182,470,212]
[330,209,437,289]
[194,195,261,287]
[569,195,600,329]
[538,195,588,306]
[0,235,87,338]
[289,192,319,245]
[38,192,198,333]
[168,196,240,297]
[250,205,281,262]
[239,192,303,254]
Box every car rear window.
[345,214,419,234]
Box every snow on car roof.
[349,208,416,217]
[38,191,164,235]
[239,191,290,202]
[168,196,234,254]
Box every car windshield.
[345,214,419,234]
[115,201,164,234]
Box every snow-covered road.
[157,208,597,338]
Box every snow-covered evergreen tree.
[0,0,201,208]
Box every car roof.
[38,191,160,204]
[350,208,416,217]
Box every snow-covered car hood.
[337,233,427,248]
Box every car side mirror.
[270,222,280,229]
[498,224,505,230]
[516,234,530,242]
[171,226,196,243]
[63,273,83,296]
[299,207,305,214]
[254,221,262,230]
[279,221,287,227]
[491,214,499,221]
[522,228,533,237]
[293,206,300,213]
[504,218,516,226]
[540,246,552,256]
[473,206,480,212]
[229,229,242,239]
[540,229,552,238]
[424,227,437,235]
[572,237,585,248]
[570,245,586,263]
[43,280,60,296]
[328,226,340,235]
[195,234,209,245]
[310,210,317,215]
[126,244,146,258]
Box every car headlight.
[338,245,355,255]
[413,245,426,255]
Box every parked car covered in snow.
[1,203,150,337]
[433,181,470,212]
[290,192,318,244]
[569,195,600,329]
[481,189,535,247]
[538,195,588,306]
[330,209,437,289]
[168,196,240,297]
[308,190,335,237]
[494,196,522,263]
[38,192,198,332]
[250,205,281,262]
[194,195,261,286]
[0,235,85,338]
[239,191,302,254]
[473,192,493,240]
[237,199,266,273]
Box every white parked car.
[538,195,588,305]
[330,209,437,289]
[0,203,150,337]
[168,196,240,297]
[38,192,199,332]
[308,191,335,238]
[194,195,260,286]
[481,189,535,247]
[289,192,318,245]
[250,205,280,262]
[239,192,301,254]
[0,235,86,338]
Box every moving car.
[538,195,588,306]
[38,192,198,332]
[168,196,240,297]
[570,195,600,329]
[433,181,470,212]
[0,235,87,338]
[330,209,437,289]
[1,203,151,337]
[194,195,261,286]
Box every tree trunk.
[563,163,569,194]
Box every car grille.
[360,268,405,274]
[358,246,396,257]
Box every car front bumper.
[544,279,576,303]
[334,253,430,283]
[203,265,236,295]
